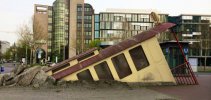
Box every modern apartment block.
[94,9,169,46]
[34,0,94,62]
[169,14,211,66]
[169,14,211,56]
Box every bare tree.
[17,16,47,65]
[201,33,211,69]
[191,23,211,70]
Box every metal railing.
[171,62,198,85]
[171,32,198,85]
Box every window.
[111,54,132,79]
[84,8,90,11]
[105,22,110,29]
[109,14,114,21]
[77,23,82,28]
[84,24,91,28]
[141,26,146,30]
[48,18,52,23]
[132,31,137,36]
[95,23,99,30]
[135,25,140,30]
[77,7,82,12]
[48,26,52,31]
[143,18,149,22]
[132,14,138,21]
[94,31,100,38]
[100,22,105,29]
[182,16,193,20]
[95,15,100,22]
[103,14,109,21]
[94,62,114,80]
[84,16,92,20]
[77,16,82,19]
[129,46,149,71]
[126,14,132,21]
[77,69,93,80]
[112,22,123,29]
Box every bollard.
[0,66,4,72]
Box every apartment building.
[94,9,169,46]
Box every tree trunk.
[204,48,207,71]
[30,49,33,65]
[33,49,36,64]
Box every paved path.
[150,74,211,100]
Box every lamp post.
[12,43,17,62]
[25,45,27,65]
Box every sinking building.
[45,23,176,84]
[45,23,198,85]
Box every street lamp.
[12,43,17,62]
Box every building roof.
[179,14,211,17]
[98,8,168,15]
[51,22,175,80]
[45,48,98,72]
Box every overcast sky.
[0,0,211,45]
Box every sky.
[0,0,211,45]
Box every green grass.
[198,66,211,72]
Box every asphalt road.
[150,74,211,100]
[0,62,18,74]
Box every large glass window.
[105,22,110,29]
[109,14,114,21]
[132,14,138,21]
[94,31,100,39]
[95,23,99,30]
[112,22,123,29]
[48,18,52,23]
[103,14,109,21]
[141,26,146,30]
[138,15,149,22]
[126,14,132,21]
[182,16,193,20]
[111,54,132,79]
[129,46,149,71]
[95,14,100,22]
[132,31,137,36]
[94,61,114,80]
[135,25,140,30]
[100,22,105,29]
[48,25,52,31]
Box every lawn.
[197,66,211,72]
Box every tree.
[192,23,211,70]
[201,26,211,69]
[89,40,101,49]
[2,48,12,61]
[17,16,47,65]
